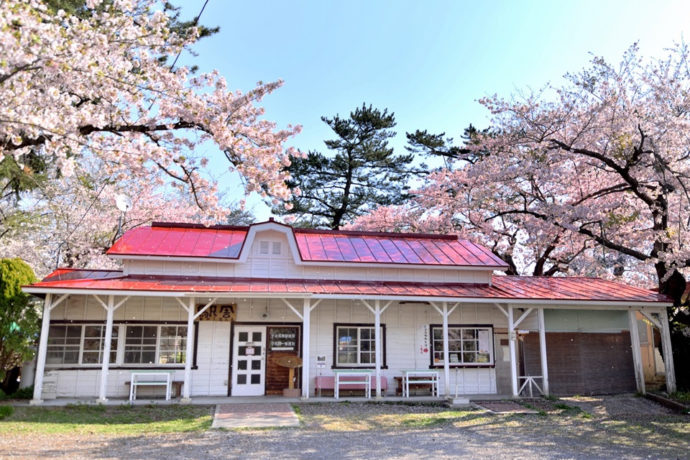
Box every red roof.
[108,226,246,259]
[106,222,508,269]
[24,269,670,304]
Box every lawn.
[0,397,687,458]
[0,404,214,435]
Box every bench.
[314,375,388,397]
[394,376,435,396]
[125,380,184,399]
[401,369,439,398]
[127,371,178,401]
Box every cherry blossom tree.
[0,155,205,277]
[0,0,300,224]
[352,44,690,299]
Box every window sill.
[45,365,197,371]
[331,365,388,370]
[429,364,495,369]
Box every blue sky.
[179,0,690,220]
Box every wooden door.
[265,326,300,395]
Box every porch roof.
[23,269,671,305]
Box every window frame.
[332,323,387,369]
[46,321,196,370]
[428,324,495,368]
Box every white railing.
[518,375,544,397]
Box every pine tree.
[277,104,414,229]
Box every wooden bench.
[314,375,388,397]
[126,371,180,401]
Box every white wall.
[308,300,509,396]
[44,295,511,398]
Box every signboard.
[196,304,236,322]
[268,327,298,352]
[316,354,326,369]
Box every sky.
[178,0,690,221]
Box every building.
[22,220,676,403]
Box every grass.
[668,391,690,404]
[0,404,213,435]
[0,406,13,420]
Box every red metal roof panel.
[108,222,509,268]
[108,226,247,259]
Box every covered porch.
[25,286,676,404]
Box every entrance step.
[212,402,300,429]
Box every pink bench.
[314,375,388,397]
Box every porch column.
[430,302,458,398]
[658,308,677,393]
[182,297,196,402]
[99,295,115,402]
[302,299,311,399]
[537,307,549,396]
[374,300,382,399]
[95,295,129,402]
[31,294,52,405]
[508,306,519,397]
[442,302,452,397]
[361,299,393,398]
[31,293,68,405]
[627,309,646,394]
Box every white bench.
[402,369,439,398]
[129,371,174,402]
[333,369,373,399]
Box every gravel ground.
[1,396,688,459]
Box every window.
[430,325,493,366]
[47,325,81,365]
[46,324,117,366]
[334,324,386,367]
[124,325,187,364]
[46,322,188,368]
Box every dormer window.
[259,241,270,255]
[272,242,282,255]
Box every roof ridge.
[293,227,458,240]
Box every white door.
[232,326,266,396]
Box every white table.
[129,371,173,402]
[401,369,439,397]
[333,369,373,399]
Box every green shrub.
[0,389,6,400]
[11,386,33,400]
[0,405,13,419]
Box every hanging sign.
[196,304,236,322]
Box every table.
[129,371,174,402]
[333,369,373,399]
[401,369,439,398]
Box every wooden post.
[31,294,52,405]
[627,309,646,394]
[182,297,195,402]
[508,306,519,397]
[659,308,677,393]
[98,295,115,402]
[537,307,549,396]
[302,299,311,399]
[442,302,451,398]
